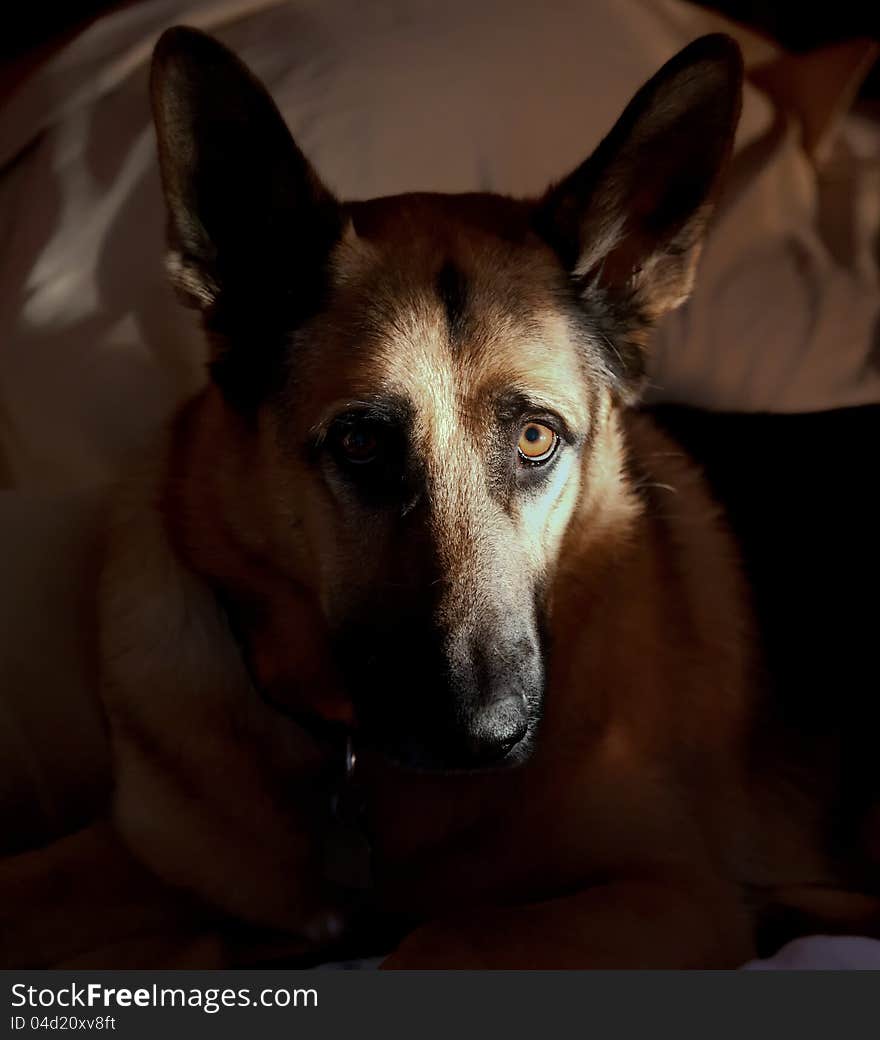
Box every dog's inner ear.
[535,34,743,399]
[150,27,342,320]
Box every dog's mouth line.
[252,680,541,773]
[358,715,541,776]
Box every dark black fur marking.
[435,260,470,343]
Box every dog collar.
[325,732,373,891]
[220,594,372,888]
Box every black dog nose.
[460,694,529,765]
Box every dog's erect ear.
[535,34,743,400]
[150,26,342,319]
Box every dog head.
[151,28,742,770]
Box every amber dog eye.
[517,422,558,464]
[339,425,379,464]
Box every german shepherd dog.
[17,28,877,968]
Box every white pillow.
[0,0,876,496]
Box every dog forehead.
[346,192,536,246]
[306,196,592,427]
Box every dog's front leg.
[380,873,754,969]
[98,451,338,939]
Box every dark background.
[1,1,878,96]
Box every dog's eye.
[517,422,558,464]
[339,425,379,464]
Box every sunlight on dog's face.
[151,27,742,772]
[275,200,603,770]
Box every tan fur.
[99,433,337,931]
[90,225,841,965]
[9,31,871,969]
